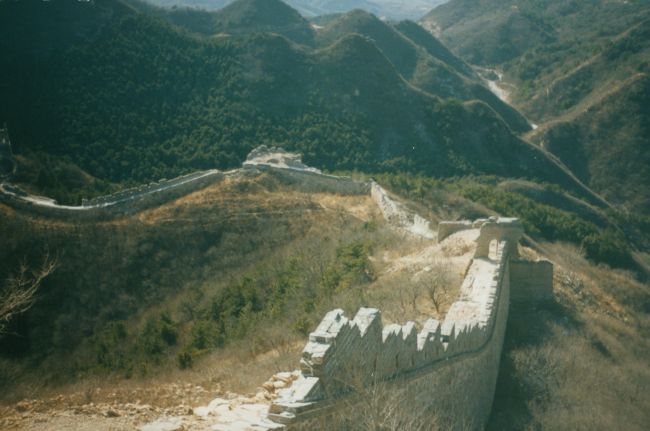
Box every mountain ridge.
[2,0,582,207]
[422,0,650,214]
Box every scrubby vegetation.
[0,173,393,397]
[90,237,375,376]
[489,242,650,430]
[371,173,648,271]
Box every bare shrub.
[0,253,57,336]
[558,270,585,295]
[327,378,439,431]
[418,260,453,314]
[399,276,422,316]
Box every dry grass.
[358,230,474,328]
[489,241,650,430]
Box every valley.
[422,0,650,214]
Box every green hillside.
[212,0,315,44]
[537,73,650,213]
[1,0,584,207]
[156,4,531,132]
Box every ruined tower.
[0,125,17,178]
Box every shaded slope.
[315,10,530,132]
[394,19,473,77]
[0,0,594,205]
[535,73,650,214]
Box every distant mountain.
[421,0,554,65]
[133,1,529,133]
[144,0,448,20]
[423,0,650,214]
[212,0,315,43]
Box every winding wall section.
[1,147,553,428]
[266,218,549,430]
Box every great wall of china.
[0,147,553,429]
[264,216,552,430]
[0,146,369,221]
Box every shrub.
[177,349,193,370]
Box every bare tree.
[0,254,57,335]
[418,260,452,314]
[399,277,422,316]
[327,374,439,431]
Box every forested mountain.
[211,0,315,44]
[423,0,650,214]
[313,9,530,132]
[1,0,580,206]
[156,3,531,132]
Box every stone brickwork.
[437,220,473,241]
[510,260,554,303]
[267,218,533,429]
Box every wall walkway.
[265,218,551,430]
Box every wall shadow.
[486,299,581,430]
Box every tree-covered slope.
[423,0,649,67]
[314,9,531,132]
[422,0,650,113]
[153,3,531,134]
[0,0,591,205]
[212,0,315,44]
[536,73,650,214]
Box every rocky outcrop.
[370,181,435,239]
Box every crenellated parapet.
[267,218,535,428]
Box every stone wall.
[371,182,434,239]
[268,218,529,429]
[81,170,216,207]
[0,170,227,221]
[437,220,473,242]
[510,260,554,303]
[0,155,370,222]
